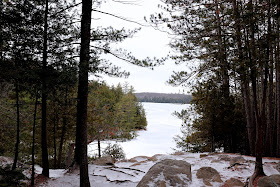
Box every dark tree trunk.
[232,0,255,156]
[252,65,268,181]
[276,1,280,157]
[241,80,256,155]
[53,114,57,169]
[265,3,274,156]
[31,91,38,186]
[266,61,274,156]
[12,82,20,170]
[248,0,266,182]
[41,0,49,177]
[250,72,267,182]
[74,0,92,186]
[277,35,280,157]
[98,137,101,158]
[214,0,231,152]
[57,87,68,168]
[250,69,266,183]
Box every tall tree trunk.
[250,66,267,182]
[232,0,255,155]
[250,70,266,183]
[57,87,68,168]
[53,114,57,169]
[98,137,101,158]
[241,80,255,155]
[12,81,20,170]
[252,64,268,180]
[211,115,215,152]
[276,0,280,158]
[265,2,274,156]
[266,59,274,156]
[74,0,92,186]
[276,36,280,157]
[31,91,38,186]
[214,0,231,152]
[248,0,266,182]
[41,0,49,177]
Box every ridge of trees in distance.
[135,92,192,104]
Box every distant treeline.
[135,92,192,104]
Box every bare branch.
[92,9,149,27]
[112,0,142,6]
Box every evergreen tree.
[74,0,92,186]
[41,0,50,177]
[151,0,280,183]
[1,0,79,178]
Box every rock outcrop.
[93,156,115,166]
[229,156,246,166]
[196,167,223,186]
[275,162,280,173]
[219,155,231,161]
[0,156,13,167]
[223,177,244,187]
[137,159,191,187]
[258,174,280,187]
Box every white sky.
[89,0,189,93]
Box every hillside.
[135,92,192,104]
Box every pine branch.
[50,2,82,17]
[91,45,134,64]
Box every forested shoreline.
[135,92,192,104]
[0,81,147,161]
[0,80,147,184]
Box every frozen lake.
[88,102,189,159]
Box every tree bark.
[276,38,280,157]
[276,0,280,158]
[248,0,265,181]
[58,87,68,168]
[41,0,49,177]
[31,91,38,186]
[12,81,20,170]
[98,137,101,158]
[53,113,57,169]
[74,0,92,186]
[241,80,255,155]
[265,2,274,156]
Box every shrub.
[0,165,26,187]
[102,143,126,160]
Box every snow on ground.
[88,102,188,159]
[38,152,280,187]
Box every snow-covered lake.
[88,102,189,159]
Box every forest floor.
[32,152,280,187]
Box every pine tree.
[74,0,92,186]
[41,0,50,177]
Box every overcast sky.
[89,0,188,93]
